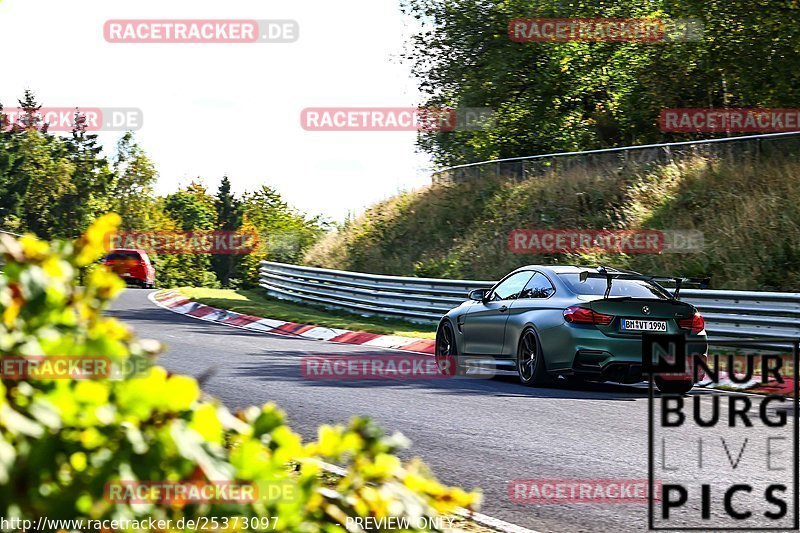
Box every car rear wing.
[579,269,710,299]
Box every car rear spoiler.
[579,269,710,300]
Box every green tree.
[163,182,216,231]
[401,0,800,166]
[58,110,114,234]
[157,182,220,288]
[0,91,327,288]
[14,130,75,239]
[0,95,117,238]
[211,176,243,288]
[239,185,328,287]
[0,92,77,237]
[111,132,158,231]
[0,103,20,230]
[13,89,48,133]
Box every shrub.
[0,214,479,530]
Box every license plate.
[121,273,131,277]
[620,319,667,332]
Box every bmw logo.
[642,306,651,315]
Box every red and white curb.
[149,290,435,355]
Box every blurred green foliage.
[0,215,478,529]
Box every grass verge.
[175,287,436,340]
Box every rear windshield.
[558,274,671,299]
[104,252,141,261]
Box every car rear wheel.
[435,321,464,376]
[654,376,694,394]
[517,328,550,386]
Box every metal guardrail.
[260,261,800,341]
[431,131,800,184]
[260,261,490,322]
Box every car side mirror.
[468,288,489,302]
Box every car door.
[504,272,559,356]
[463,271,533,355]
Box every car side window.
[489,272,533,301]
[519,272,555,299]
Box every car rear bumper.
[563,330,708,383]
[572,354,645,383]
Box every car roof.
[106,248,148,254]
[511,265,626,275]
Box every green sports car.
[435,266,708,394]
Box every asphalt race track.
[109,289,794,533]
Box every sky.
[0,0,434,222]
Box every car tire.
[655,376,694,395]
[435,321,465,376]
[517,327,551,387]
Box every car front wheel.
[435,321,464,376]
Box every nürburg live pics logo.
[645,334,799,530]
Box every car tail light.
[679,312,705,333]
[563,306,614,326]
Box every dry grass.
[303,154,800,291]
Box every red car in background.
[101,249,156,288]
